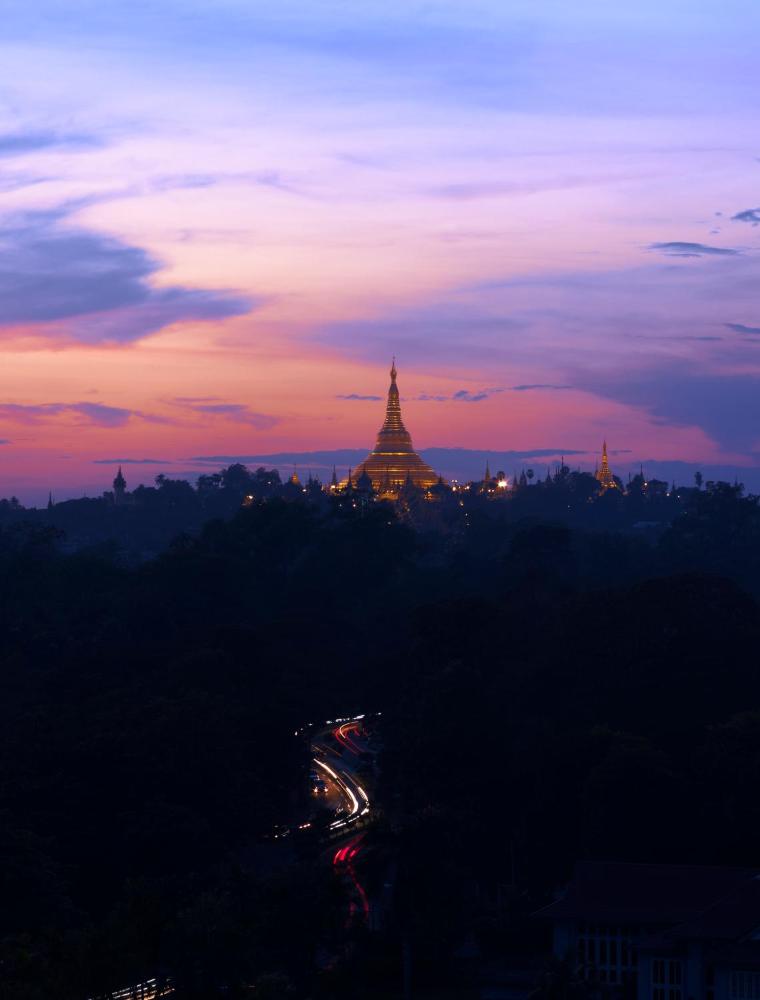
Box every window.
[731,972,760,1000]
[652,958,682,1000]
[576,924,639,985]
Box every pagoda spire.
[113,465,127,504]
[378,356,407,438]
[349,358,439,494]
[595,440,618,492]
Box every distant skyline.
[1,1,759,503]
[37,449,760,509]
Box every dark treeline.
[0,460,736,565]
[2,478,760,997]
[0,464,294,561]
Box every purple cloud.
[649,242,740,257]
[510,384,573,391]
[171,399,279,429]
[572,364,760,452]
[92,457,172,464]
[336,393,383,401]
[626,334,724,342]
[452,389,491,402]
[405,388,503,403]
[375,386,521,404]
[0,206,255,343]
[732,208,760,225]
[0,130,102,157]
[726,322,760,335]
[0,402,167,427]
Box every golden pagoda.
[595,440,619,492]
[351,359,439,495]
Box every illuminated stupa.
[351,359,439,494]
[595,440,619,492]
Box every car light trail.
[312,731,370,830]
[334,720,363,755]
[312,757,366,829]
[332,833,370,925]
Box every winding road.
[310,714,375,927]
[311,715,372,832]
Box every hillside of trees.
[2,479,760,996]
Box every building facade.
[539,862,760,1000]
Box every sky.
[1,0,759,503]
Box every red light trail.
[333,720,363,755]
[333,832,370,925]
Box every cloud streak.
[649,241,740,258]
[0,206,255,343]
[732,208,760,225]
[407,387,505,403]
[171,398,279,429]
[0,402,168,427]
[92,457,172,464]
[0,130,102,157]
[452,388,493,402]
[726,322,760,336]
[510,383,573,391]
[409,385,572,403]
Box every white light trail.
[312,757,370,830]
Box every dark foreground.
[2,481,760,998]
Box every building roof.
[652,877,760,944]
[537,862,760,926]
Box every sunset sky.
[1,1,759,503]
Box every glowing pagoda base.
[353,451,438,492]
